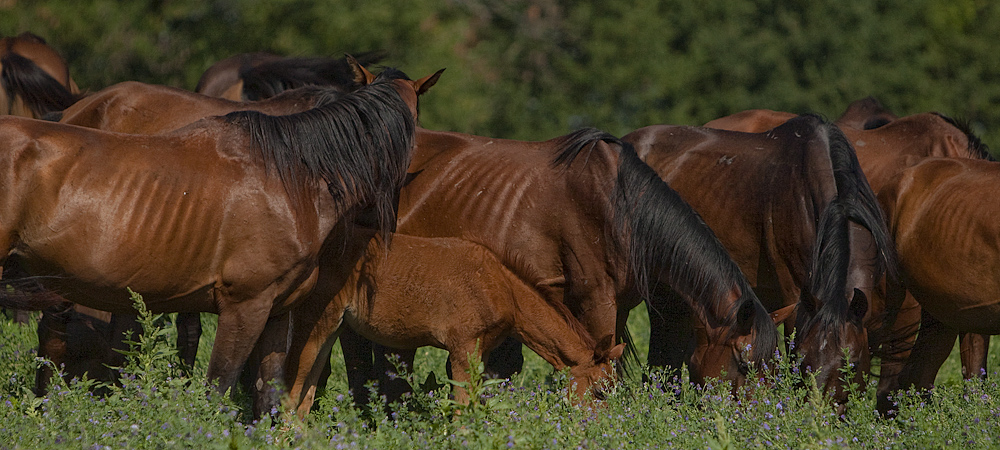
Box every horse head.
[569,337,626,402]
[688,287,776,392]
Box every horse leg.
[285,292,347,417]
[446,343,481,406]
[373,343,416,404]
[34,302,74,395]
[483,337,523,379]
[340,326,376,406]
[108,312,140,373]
[875,292,920,416]
[248,312,290,418]
[207,303,272,398]
[898,309,957,393]
[960,332,989,380]
[175,312,203,373]
[646,290,694,380]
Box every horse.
[0,32,80,119]
[0,32,82,326]
[56,81,343,135]
[195,52,383,101]
[622,115,898,411]
[283,229,625,415]
[0,61,436,417]
[877,157,1000,395]
[705,106,993,413]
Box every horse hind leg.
[34,302,74,395]
[175,312,203,373]
[960,332,989,380]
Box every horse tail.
[0,52,79,118]
[0,277,68,312]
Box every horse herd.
[0,32,995,420]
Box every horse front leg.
[249,312,290,419]
[284,292,346,418]
[207,300,272,400]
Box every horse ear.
[346,54,376,86]
[850,288,869,323]
[593,335,616,362]
[606,343,627,362]
[769,304,796,325]
[413,68,445,96]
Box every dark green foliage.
[3,0,999,148]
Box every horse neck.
[613,141,750,321]
[503,265,600,371]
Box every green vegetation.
[2,293,999,448]
[3,0,1000,148]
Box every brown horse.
[705,106,993,413]
[195,52,383,101]
[0,62,433,416]
[877,157,1000,394]
[0,32,80,119]
[622,115,898,410]
[283,230,625,415]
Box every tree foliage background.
[3,0,999,146]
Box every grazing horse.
[0,62,433,416]
[622,115,898,410]
[706,107,993,413]
[195,52,383,101]
[283,230,626,415]
[0,32,80,119]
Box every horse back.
[703,109,796,133]
[0,117,328,309]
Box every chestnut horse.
[284,230,625,415]
[622,115,898,410]
[195,52,383,101]
[0,32,80,119]
[878,157,1000,396]
[0,63,430,415]
[705,106,993,413]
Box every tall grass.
[1,296,998,449]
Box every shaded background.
[4,0,998,148]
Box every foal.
[285,231,625,416]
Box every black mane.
[933,113,994,161]
[552,128,777,364]
[222,68,415,240]
[1,51,79,117]
[239,52,385,101]
[798,198,853,332]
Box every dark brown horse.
[705,107,993,413]
[0,63,433,416]
[195,52,383,101]
[284,230,625,415]
[0,32,80,119]
[622,115,898,410]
